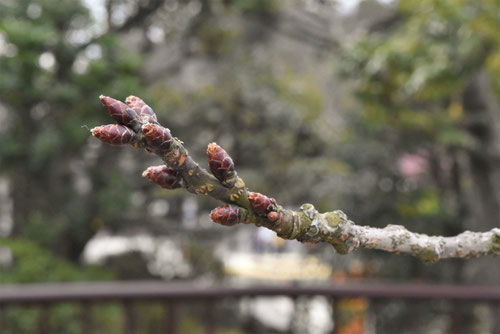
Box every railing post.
[333,298,340,334]
[204,300,216,334]
[164,301,177,334]
[37,303,50,334]
[242,297,257,334]
[0,303,5,332]
[123,301,136,334]
[80,301,92,334]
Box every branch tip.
[100,95,139,126]
[90,124,134,145]
[126,95,157,122]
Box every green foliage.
[344,0,500,127]
[151,59,332,208]
[0,238,112,283]
[96,174,131,222]
[340,0,500,223]
[337,0,500,286]
[0,238,116,334]
[398,189,441,218]
[227,0,281,16]
[264,67,323,121]
[344,1,487,136]
[196,18,239,56]
[0,0,144,259]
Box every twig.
[90,95,500,263]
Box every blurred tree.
[0,239,116,333]
[342,0,500,332]
[0,0,165,260]
[142,0,340,211]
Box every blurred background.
[1,0,500,333]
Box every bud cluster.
[206,143,235,185]
[210,204,240,226]
[142,165,181,189]
[94,95,284,227]
[91,124,134,145]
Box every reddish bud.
[248,192,274,215]
[100,95,139,126]
[91,124,134,145]
[126,95,158,122]
[267,211,279,222]
[142,123,173,151]
[210,204,240,226]
[207,143,235,183]
[142,165,181,189]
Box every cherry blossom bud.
[91,124,134,145]
[142,123,173,151]
[142,165,181,189]
[210,204,240,226]
[267,211,279,222]
[207,143,235,183]
[248,192,274,215]
[99,95,138,126]
[126,95,158,122]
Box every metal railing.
[0,281,499,333]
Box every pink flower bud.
[210,204,240,226]
[267,211,279,222]
[142,123,173,151]
[248,192,274,215]
[126,95,158,122]
[207,143,235,183]
[91,124,134,145]
[99,95,139,126]
[142,165,181,189]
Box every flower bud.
[100,95,139,126]
[142,123,173,151]
[142,165,181,189]
[91,124,134,145]
[267,211,279,222]
[210,204,240,226]
[207,143,235,184]
[248,192,274,215]
[126,95,158,122]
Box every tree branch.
[90,95,500,263]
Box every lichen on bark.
[490,233,500,255]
